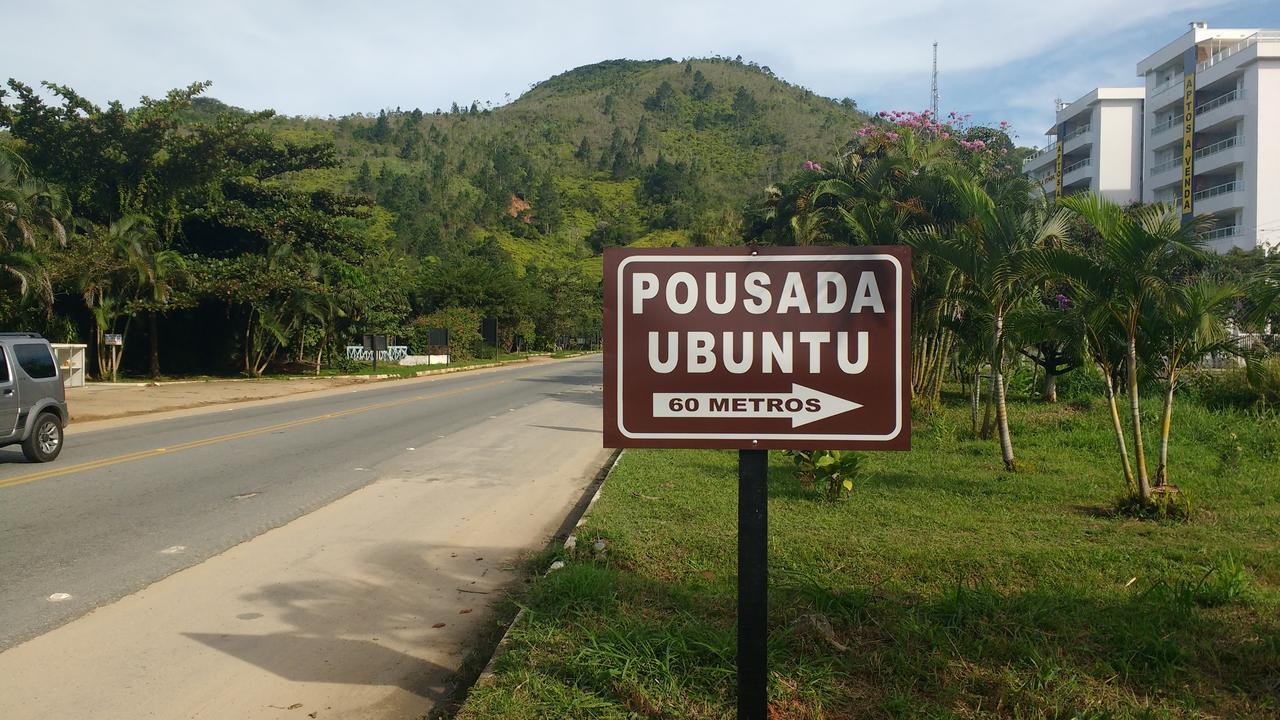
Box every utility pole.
[931,42,940,117]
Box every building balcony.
[1194,89,1246,132]
[1061,124,1091,142]
[1148,125,1183,153]
[1062,157,1092,183]
[1148,74,1185,112]
[1149,156,1180,176]
[1023,143,1058,171]
[1197,31,1280,73]
[1193,179,1243,202]
[1193,136,1245,174]
[1063,127,1094,154]
[1150,73,1184,98]
[1197,32,1280,89]
[1196,87,1243,116]
[1203,228,1243,255]
[1149,114,1179,136]
[1192,180,1246,216]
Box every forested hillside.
[1,57,867,376]
[280,57,866,269]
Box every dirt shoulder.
[65,357,559,424]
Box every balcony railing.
[1150,157,1180,175]
[1193,180,1244,201]
[1198,31,1280,73]
[1025,143,1057,162]
[1061,124,1092,142]
[1194,135,1243,160]
[1151,74,1184,96]
[1062,158,1091,176]
[1149,115,1179,135]
[1195,88,1243,116]
[1204,225,1240,240]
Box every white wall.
[1250,60,1280,251]
[1095,100,1144,204]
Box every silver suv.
[0,333,68,462]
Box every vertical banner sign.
[1054,123,1065,201]
[1181,47,1197,221]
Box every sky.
[3,0,1279,148]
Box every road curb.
[69,357,556,424]
[81,356,539,387]
[470,448,623,687]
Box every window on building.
[14,343,56,379]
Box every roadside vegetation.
[459,384,1280,718]
[0,58,866,379]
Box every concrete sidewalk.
[65,358,550,423]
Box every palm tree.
[123,241,186,379]
[1052,195,1209,502]
[0,147,69,309]
[1145,280,1243,486]
[909,174,1070,471]
[73,215,155,378]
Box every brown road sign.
[604,246,911,450]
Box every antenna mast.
[930,42,939,117]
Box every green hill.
[270,57,868,277]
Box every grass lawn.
[457,391,1280,719]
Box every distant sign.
[361,334,388,352]
[604,246,911,450]
[103,334,123,346]
[426,327,449,347]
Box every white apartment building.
[1023,88,1145,204]
[1139,23,1280,253]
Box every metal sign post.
[362,334,388,372]
[603,246,912,716]
[104,333,123,383]
[737,448,768,719]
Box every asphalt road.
[0,356,603,652]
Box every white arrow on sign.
[652,384,863,428]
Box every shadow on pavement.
[183,540,530,703]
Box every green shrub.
[1179,366,1276,410]
[787,449,868,502]
[1245,355,1280,406]
[1114,488,1192,522]
[1055,363,1108,401]
[410,307,483,360]
[331,352,360,374]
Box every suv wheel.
[22,412,63,463]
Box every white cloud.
[0,0,1255,131]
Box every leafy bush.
[330,352,360,374]
[787,450,868,502]
[1054,363,1108,401]
[1114,487,1192,522]
[1245,356,1280,406]
[1179,366,1276,410]
[410,307,483,360]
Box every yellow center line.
[0,379,509,490]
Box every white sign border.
[615,253,904,442]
